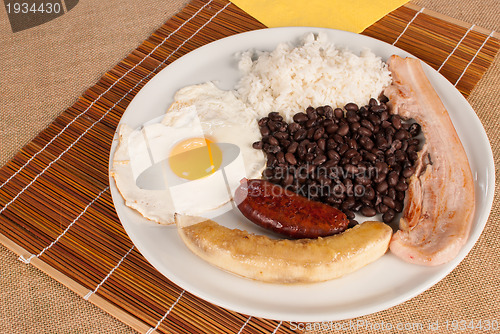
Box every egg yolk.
[168,137,223,180]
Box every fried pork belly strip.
[384,55,475,266]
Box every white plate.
[108,27,495,322]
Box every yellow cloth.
[231,0,409,33]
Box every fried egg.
[111,82,266,224]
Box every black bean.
[380,111,389,121]
[402,166,415,178]
[280,140,291,148]
[361,206,377,217]
[305,164,316,175]
[376,161,389,174]
[408,123,421,136]
[345,164,359,175]
[356,176,371,186]
[354,185,365,197]
[396,190,406,202]
[314,127,325,140]
[260,126,270,136]
[333,134,344,144]
[377,203,389,214]
[350,122,361,132]
[306,142,318,154]
[363,186,375,200]
[321,105,333,118]
[274,131,289,140]
[283,173,294,186]
[305,119,317,129]
[326,149,341,161]
[326,124,339,134]
[359,136,374,150]
[358,127,372,137]
[312,155,327,165]
[345,209,355,220]
[348,220,359,228]
[322,118,334,127]
[326,139,337,151]
[306,127,316,139]
[401,140,408,151]
[376,181,388,193]
[395,129,410,141]
[267,145,281,154]
[306,107,317,120]
[263,168,274,179]
[395,179,408,192]
[387,171,399,187]
[345,148,358,159]
[368,113,381,125]
[376,137,389,150]
[369,98,378,107]
[346,109,357,118]
[275,151,285,164]
[382,196,396,209]
[293,112,308,123]
[395,150,407,162]
[268,120,280,132]
[288,122,300,133]
[408,138,420,146]
[394,201,403,213]
[268,135,279,146]
[373,172,386,184]
[345,103,359,111]
[392,164,402,174]
[339,157,350,166]
[317,138,326,152]
[269,112,283,121]
[337,123,349,136]
[382,209,396,223]
[334,108,344,119]
[386,154,396,166]
[381,120,392,128]
[370,104,387,113]
[266,153,277,166]
[294,129,307,141]
[360,119,374,132]
[408,151,419,161]
[287,141,298,154]
[352,200,363,211]
[363,151,377,162]
[387,187,397,201]
[392,115,402,129]
[407,145,418,154]
[337,143,349,155]
[258,117,269,127]
[285,152,297,165]
[252,141,263,149]
[351,155,362,165]
[297,145,306,159]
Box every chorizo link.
[234,179,348,238]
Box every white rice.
[235,33,392,122]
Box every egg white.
[111,82,266,224]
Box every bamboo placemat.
[0,0,498,333]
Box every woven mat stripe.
[361,5,499,97]
[1,0,499,333]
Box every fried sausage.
[234,179,348,238]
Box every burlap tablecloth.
[0,0,498,333]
